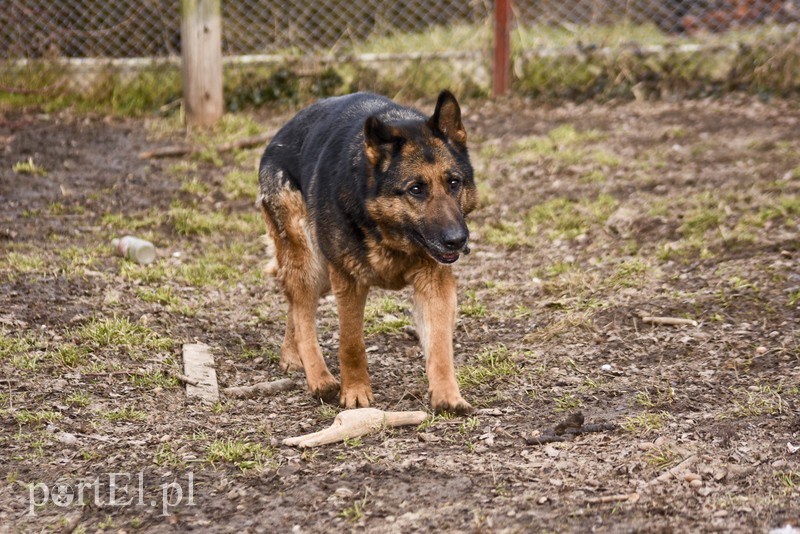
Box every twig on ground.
[641,316,698,327]
[138,129,278,159]
[82,371,138,378]
[173,373,199,387]
[585,492,640,504]
[648,454,698,485]
[223,378,295,399]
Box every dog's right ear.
[364,116,401,166]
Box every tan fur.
[261,187,337,403]
[410,263,470,413]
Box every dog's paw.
[310,377,340,405]
[279,348,304,373]
[430,391,473,416]
[340,382,374,409]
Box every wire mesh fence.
[2,1,799,102]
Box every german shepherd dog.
[258,91,477,414]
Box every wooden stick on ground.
[585,492,640,504]
[641,316,698,327]
[223,378,295,399]
[138,129,278,159]
[648,455,698,485]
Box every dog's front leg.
[412,266,472,415]
[330,267,374,408]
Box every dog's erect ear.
[364,116,402,166]
[427,90,466,147]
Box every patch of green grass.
[65,391,91,408]
[223,169,258,200]
[178,243,260,288]
[103,407,147,422]
[459,289,487,318]
[168,204,252,236]
[339,493,368,523]
[608,258,651,288]
[645,446,681,470]
[154,443,185,468]
[52,344,87,368]
[553,393,582,411]
[527,194,618,240]
[119,262,171,284]
[136,286,180,306]
[12,157,47,176]
[14,410,62,426]
[2,251,46,276]
[364,296,411,335]
[129,371,179,390]
[75,316,173,352]
[723,389,783,418]
[102,210,163,232]
[205,438,275,472]
[621,411,670,434]
[457,344,520,389]
[775,471,800,493]
[524,312,595,343]
[180,178,210,196]
[0,331,37,360]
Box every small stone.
[689,479,703,488]
[57,432,78,446]
[549,478,563,488]
[755,346,768,355]
[637,442,656,450]
[385,515,395,523]
[418,433,440,443]
[333,487,353,499]
[772,459,788,469]
[537,496,548,504]
[683,472,701,483]
[227,489,239,500]
[544,445,560,458]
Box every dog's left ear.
[427,90,466,147]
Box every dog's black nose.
[441,226,468,251]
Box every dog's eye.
[448,178,462,193]
[408,184,425,197]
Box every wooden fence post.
[493,0,511,98]
[181,0,223,127]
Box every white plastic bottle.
[112,236,156,265]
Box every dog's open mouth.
[434,251,460,264]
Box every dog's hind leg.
[259,170,338,403]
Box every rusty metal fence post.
[493,0,511,98]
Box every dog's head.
[363,90,477,264]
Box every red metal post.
[493,0,511,98]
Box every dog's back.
[259,92,423,201]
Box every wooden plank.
[180,0,223,127]
[182,342,219,403]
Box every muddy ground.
[1,95,799,533]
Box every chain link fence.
[2,1,799,102]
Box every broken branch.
[648,454,698,485]
[641,316,698,327]
[138,129,278,159]
[223,378,295,399]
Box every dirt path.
[1,96,799,532]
